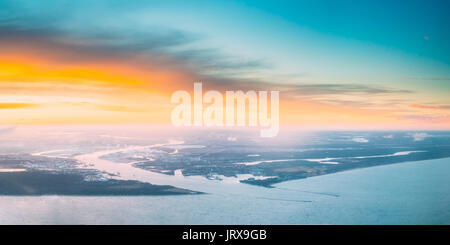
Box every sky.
[0,0,449,129]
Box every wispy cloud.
[276,83,414,109]
[0,9,269,79]
[407,77,450,81]
[401,115,450,127]
[410,104,450,110]
[281,84,413,96]
[0,103,36,109]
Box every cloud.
[269,83,414,109]
[227,136,237,142]
[352,137,369,143]
[410,132,429,141]
[383,135,394,139]
[403,115,435,120]
[0,1,446,127]
[0,7,269,79]
[0,125,16,135]
[0,103,36,109]
[407,77,450,81]
[410,104,450,110]
[402,115,450,122]
[0,1,418,102]
[282,84,412,96]
[172,48,270,76]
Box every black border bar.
[0,225,448,244]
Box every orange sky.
[0,40,449,129]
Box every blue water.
[0,157,449,224]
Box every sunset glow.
[0,0,449,130]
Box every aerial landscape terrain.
[0,0,449,225]
[1,126,449,195]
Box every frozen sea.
[1,157,448,225]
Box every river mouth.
[70,141,324,202]
[20,130,450,203]
[72,142,271,196]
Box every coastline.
[1,156,449,224]
[274,156,450,188]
